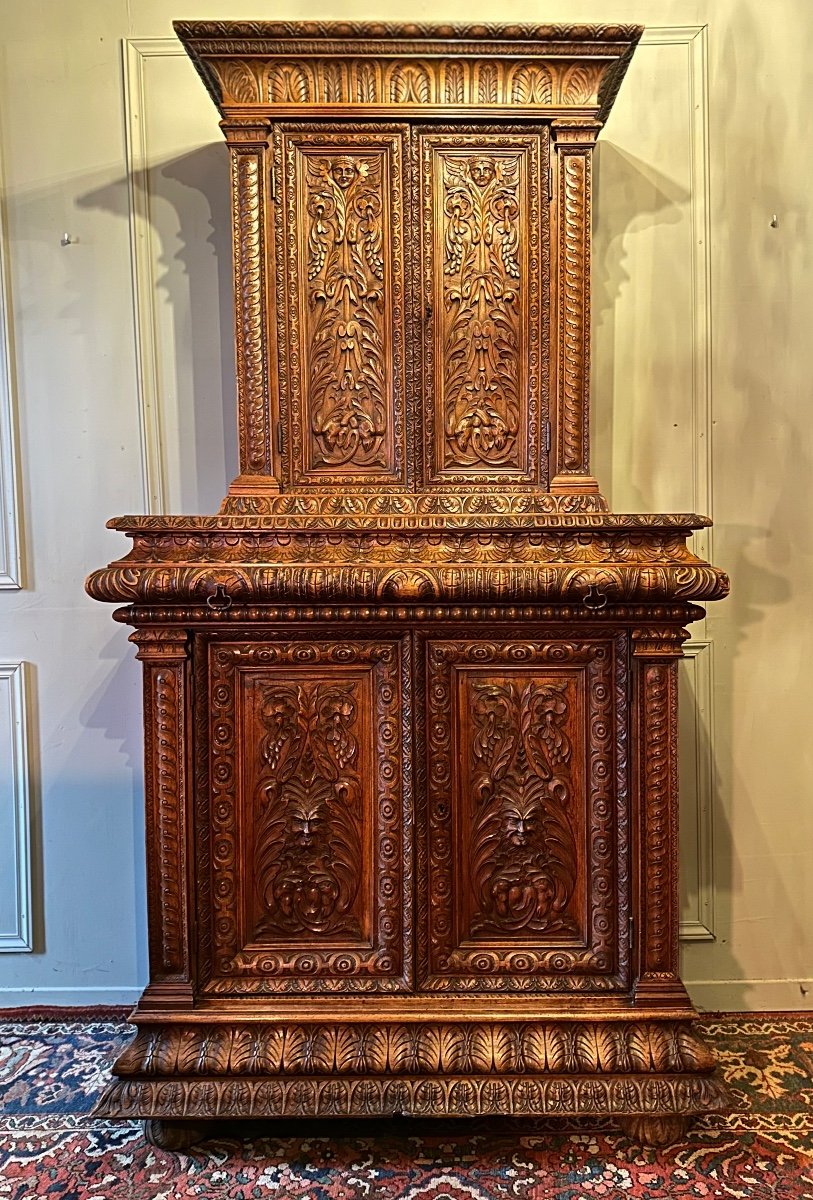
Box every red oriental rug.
[0,1013,812,1198]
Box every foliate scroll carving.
[253,679,363,938]
[281,132,406,486]
[88,556,730,608]
[469,680,577,934]
[304,155,387,468]
[441,154,521,468]
[199,636,410,993]
[422,134,543,485]
[419,637,627,991]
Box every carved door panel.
[417,634,629,993]
[417,130,549,488]
[195,634,411,994]
[274,127,409,488]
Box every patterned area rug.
[1,1015,812,1198]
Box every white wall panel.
[0,133,22,589]
[0,663,31,950]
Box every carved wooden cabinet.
[87,22,731,1149]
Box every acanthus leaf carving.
[254,679,363,938]
[441,152,522,468]
[304,153,388,469]
[469,678,577,935]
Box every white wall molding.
[639,26,713,562]
[679,641,716,942]
[688,979,813,1013]
[122,38,184,513]
[636,29,718,945]
[0,662,31,951]
[0,130,22,588]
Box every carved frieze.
[174,22,644,123]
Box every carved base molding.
[114,1019,717,1078]
[98,1071,727,1124]
[97,1017,730,1143]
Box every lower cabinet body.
[98,615,730,1145]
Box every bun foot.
[618,1114,692,1147]
[143,1119,210,1151]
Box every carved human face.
[331,157,357,189]
[469,157,495,189]
[291,802,326,850]
[501,798,541,849]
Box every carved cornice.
[173,21,643,123]
[86,521,728,604]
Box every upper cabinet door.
[275,127,409,488]
[418,130,549,488]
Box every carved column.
[631,628,691,1008]
[549,119,601,498]
[131,628,194,1008]
[222,119,280,496]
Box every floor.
[0,1014,812,1198]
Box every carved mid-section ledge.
[174,22,643,121]
[86,521,729,607]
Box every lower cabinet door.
[417,633,630,993]
[195,632,411,994]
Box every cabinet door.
[275,126,409,488]
[417,634,629,993]
[417,129,549,487]
[195,634,411,994]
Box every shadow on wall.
[78,144,237,514]
[591,141,689,514]
[590,83,804,1005]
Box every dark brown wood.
[86,21,731,1148]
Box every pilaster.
[131,628,194,1009]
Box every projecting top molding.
[173,21,643,123]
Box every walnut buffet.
[87,21,731,1149]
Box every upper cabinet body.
[174,21,644,513]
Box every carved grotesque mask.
[469,157,496,189]
[331,157,357,189]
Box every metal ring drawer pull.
[583,585,608,611]
[206,584,233,612]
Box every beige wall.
[0,0,810,1008]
